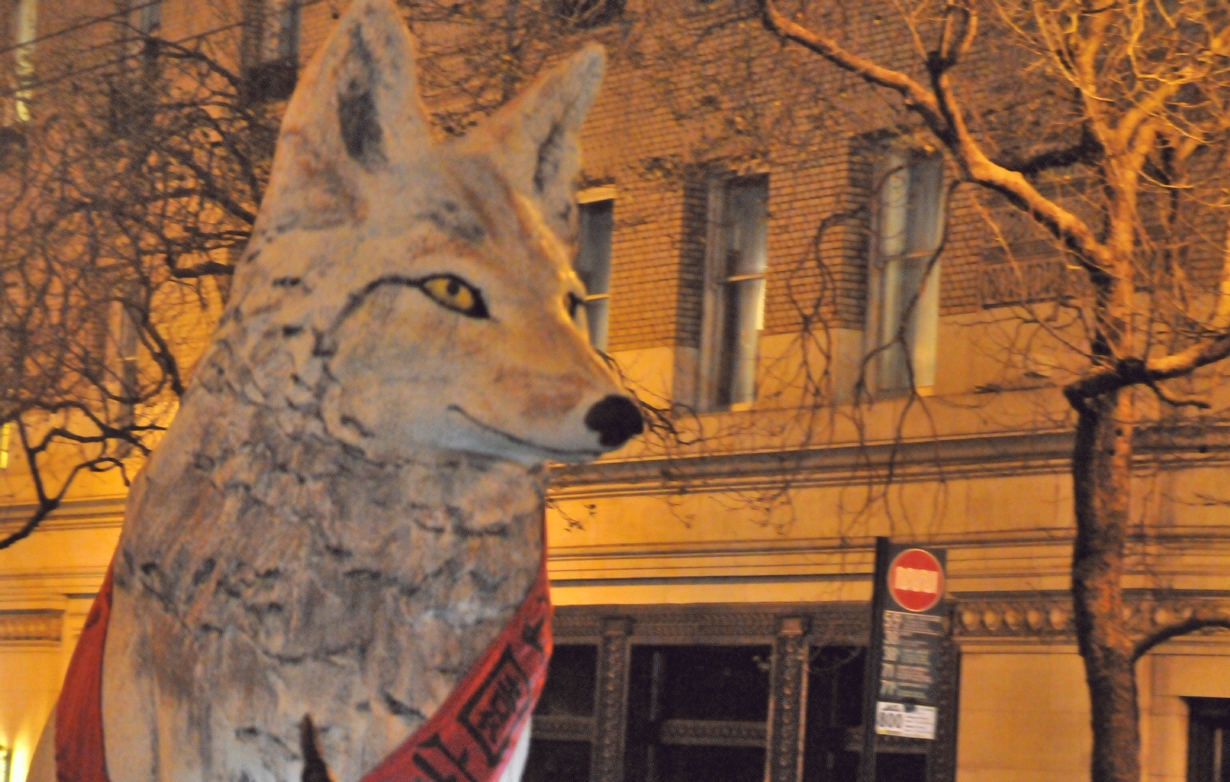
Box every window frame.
[10,0,37,124]
[240,0,301,103]
[698,174,770,413]
[864,148,945,395]
[576,187,616,353]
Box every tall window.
[701,176,769,411]
[869,152,944,393]
[112,297,141,449]
[11,0,36,123]
[241,0,300,103]
[1189,698,1230,782]
[0,422,11,470]
[133,0,161,59]
[134,0,161,36]
[575,198,613,352]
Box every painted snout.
[584,394,643,448]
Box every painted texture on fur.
[26,1,636,780]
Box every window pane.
[804,647,866,782]
[535,644,598,717]
[577,200,613,295]
[585,297,609,352]
[14,0,37,122]
[628,645,771,724]
[724,179,768,278]
[717,278,764,406]
[655,745,766,782]
[138,1,162,34]
[875,152,944,393]
[875,753,927,782]
[278,0,301,61]
[625,646,771,782]
[905,155,944,256]
[879,257,931,391]
[524,739,591,782]
[878,157,909,259]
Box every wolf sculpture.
[28,1,641,780]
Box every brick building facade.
[3,2,1230,782]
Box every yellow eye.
[420,274,489,318]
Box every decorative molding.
[928,639,961,782]
[549,426,1230,497]
[554,603,868,646]
[0,495,126,533]
[0,609,61,643]
[765,617,809,782]
[951,594,1230,643]
[555,611,606,641]
[590,618,632,782]
[532,715,593,743]
[842,726,934,755]
[659,719,766,748]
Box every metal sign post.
[858,538,947,782]
[858,537,891,782]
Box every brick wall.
[73,0,1230,379]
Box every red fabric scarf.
[55,558,553,782]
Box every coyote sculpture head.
[219,0,640,464]
[29,3,640,782]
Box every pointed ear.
[466,45,606,244]
[255,0,431,233]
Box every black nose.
[584,395,644,448]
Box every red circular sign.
[888,548,945,612]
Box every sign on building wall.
[859,539,948,782]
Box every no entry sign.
[887,548,945,612]
[860,538,948,782]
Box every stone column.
[590,617,633,782]
[765,616,810,782]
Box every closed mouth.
[446,405,603,460]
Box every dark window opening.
[529,644,598,782]
[241,58,297,104]
[1189,698,1230,782]
[624,645,771,782]
[536,644,598,717]
[524,740,591,782]
[555,0,625,28]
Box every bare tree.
[0,3,278,547]
[755,1,1230,780]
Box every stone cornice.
[549,425,1230,496]
[551,592,1230,648]
[0,494,127,533]
[954,592,1230,645]
[0,609,62,644]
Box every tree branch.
[760,0,947,133]
[1133,617,1230,662]
[762,0,1114,276]
[993,122,1104,175]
